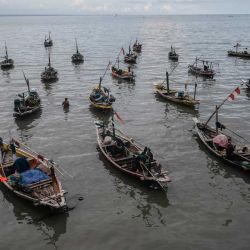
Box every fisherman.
[62,98,69,108]
[226,139,235,160]
[204,65,208,71]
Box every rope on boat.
[12,139,73,178]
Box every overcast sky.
[0,0,250,15]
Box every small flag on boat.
[121,48,125,55]
[0,177,8,182]
[228,87,240,101]
[114,111,125,124]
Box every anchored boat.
[111,48,135,81]
[0,43,14,69]
[168,45,179,61]
[188,57,217,78]
[44,32,53,47]
[132,39,142,53]
[95,114,170,190]
[89,63,116,110]
[228,43,250,58]
[0,138,67,210]
[193,86,250,170]
[41,52,58,82]
[72,38,84,63]
[155,71,200,107]
[13,73,41,118]
[124,46,137,64]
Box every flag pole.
[204,97,229,127]
[204,87,240,126]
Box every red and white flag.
[0,177,8,182]
[114,111,125,124]
[227,87,240,101]
[121,48,125,55]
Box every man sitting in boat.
[135,147,161,175]
[226,139,236,160]
[177,91,185,99]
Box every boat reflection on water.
[15,108,42,131]
[162,100,199,117]
[89,106,113,125]
[0,186,68,248]
[98,153,170,227]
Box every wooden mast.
[194,83,197,100]
[166,71,170,94]
[215,105,219,134]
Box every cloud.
[162,4,171,12]
[72,0,112,12]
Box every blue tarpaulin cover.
[19,169,50,185]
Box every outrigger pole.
[22,71,30,93]
[99,62,111,89]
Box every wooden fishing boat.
[0,138,67,210]
[155,72,200,107]
[188,57,216,78]
[41,53,58,82]
[44,32,53,47]
[168,46,179,61]
[95,117,170,190]
[0,43,14,69]
[193,87,250,170]
[72,38,84,63]
[13,73,41,118]
[228,43,250,58]
[89,64,116,110]
[111,66,135,81]
[89,85,115,110]
[124,46,137,64]
[132,39,142,53]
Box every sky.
[0,0,250,15]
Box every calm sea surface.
[1,15,250,250]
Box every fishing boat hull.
[111,70,135,81]
[89,98,113,110]
[95,123,170,189]
[188,65,215,78]
[44,41,53,47]
[0,140,67,211]
[13,105,41,118]
[193,118,250,170]
[156,89,199,107]
[168,53,179,61]
[72,54,84,63]
[228,50,250,58]
[1,59,14,69]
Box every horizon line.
[0,13,250,17]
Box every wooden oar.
[140,161,166,191]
